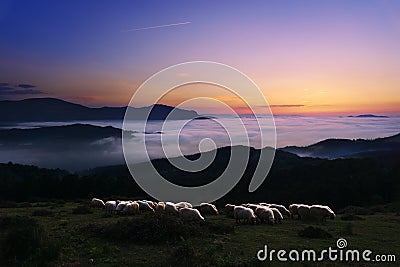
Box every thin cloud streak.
[270,104,304,108]
[122,21,191,32]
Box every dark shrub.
[298,226,332,239]
[0,216,60,265]
[85,214,196,244]
[84,213,229,245]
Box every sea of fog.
[0,115,399,170]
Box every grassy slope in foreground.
[0,201,399,266]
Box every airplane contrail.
[122,21,191,32]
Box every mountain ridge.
[281,133,400,159]
[0,97,199,122]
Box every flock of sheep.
[91,198,336,224]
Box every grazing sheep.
[156,202,166,213]
[137,201,155,213]
[199,203,219,215]
[245,204,260,211]
[297,204,311,220]
[91,198,105,209]
[310,205,336,221]
[105,200,119,214]
[289,204,300,219]
[116,201,129,214]
[255,206,275,225]
[179,207,205,223]
[269,204,291,218]
[224,204,235,218]
[175,202,193,209]
[234,206,257,224]
[270,208,283,224]
[165,202,179,216]
[146,201,157,210]
[122,202,139,215]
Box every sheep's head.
[269,217,275,225]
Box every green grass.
[0,201,399,266]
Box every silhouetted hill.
[281,133,400,159]
[0,124,126,146]
[348,114,389,118]
[0,98,199,122]
[1,145,399,209]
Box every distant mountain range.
[1,123,399,161]
[0,124,126,146]
[0,98,199,122]
[281,133,400,159]
[0,129,399,207]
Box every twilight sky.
[0,0,399,115]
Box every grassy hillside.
[0,201,399,266]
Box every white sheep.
[269,204,291,218]
[116,201,129,214]
[224,204,235,218]
[146,200,157,210]
[155,202,166,213]
[310,205,336,221]
[175,202,193,209]
[297,204,311,220]
[122,202,139,215]
[165,202,179,216]
[105,200,118,214]
[137,200,155,213]
[270,207,283,224]
[243,204,259,211]
[91,198,105,209]
[179,207,205,223]
[199,203,219,215]
[289,204,300,219]
[234,206,257,224]
[255,206,275,225]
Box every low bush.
[0,216,60,265]
[83,213,234,245]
